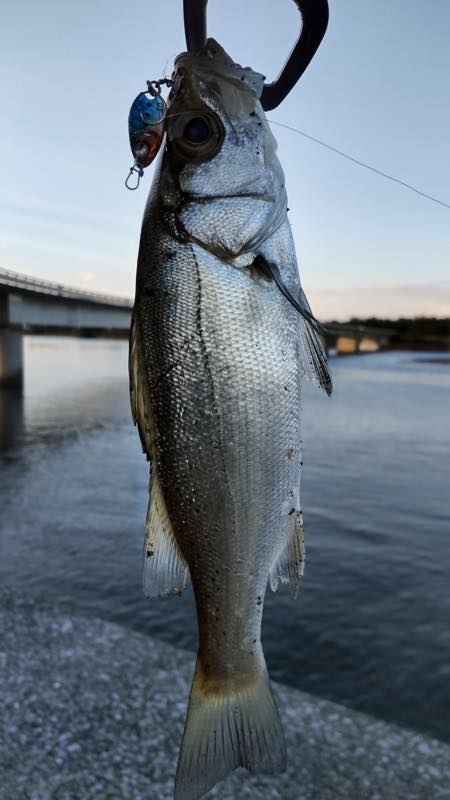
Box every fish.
[129,38,331,800]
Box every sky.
[1,0,449,320]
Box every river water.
[1,336,449,742]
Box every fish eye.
[183,117,211,144]
[168,110,224,162]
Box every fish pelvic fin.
[143,467,190,598]
[270,508,305,598]
[174,658,286,800]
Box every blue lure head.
[129,93,166,137]
[128,92,166,169]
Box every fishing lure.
[125,79,171,190]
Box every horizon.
[2,264,449,324]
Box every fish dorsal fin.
[143,468,190,598]
[269,508,305,598]
[129,308,190,597]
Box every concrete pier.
[0,330,23,387]
[0,269,132,387]
[1,593,449,800]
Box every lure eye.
[168,111,224,161]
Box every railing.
[0,267,133,309]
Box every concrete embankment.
[1,594,449,800]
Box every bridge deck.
[0,268,133,310]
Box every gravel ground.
[1,592,449,800]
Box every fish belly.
[138,232,302,679]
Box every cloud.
[309,282,450,321]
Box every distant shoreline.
[17,314,450,353]
[411,356,450,365]
[325,315,450,353]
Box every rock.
[1,593,449,799]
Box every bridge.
[0,267,397,388]
[0,268,132,387]
[324,322,395,355]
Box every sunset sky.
[1,0,449,319]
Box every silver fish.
[130,39,331,800]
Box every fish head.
[164,39,287,263]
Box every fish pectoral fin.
[143,467,190,598]
[255,256,332,396]
[299,312,333,396]
[129,307,154,460]
[270,509,305,598]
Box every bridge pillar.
[336,335,359,354]
[0,330,23,388]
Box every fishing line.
[268,119,450,210]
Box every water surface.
[1,337,449,742]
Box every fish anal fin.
[270,509,305,597]
[143,468,190,598]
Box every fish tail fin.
[174,656,286,800]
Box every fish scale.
[130,38,331,800]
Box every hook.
[260,1,329,110]
[182,0,329,109]
[183,0,208,53]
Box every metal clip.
[146,78,173,97]
[125,164,144,191]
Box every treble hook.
[125,164,144,191]
[182,0,329,110]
